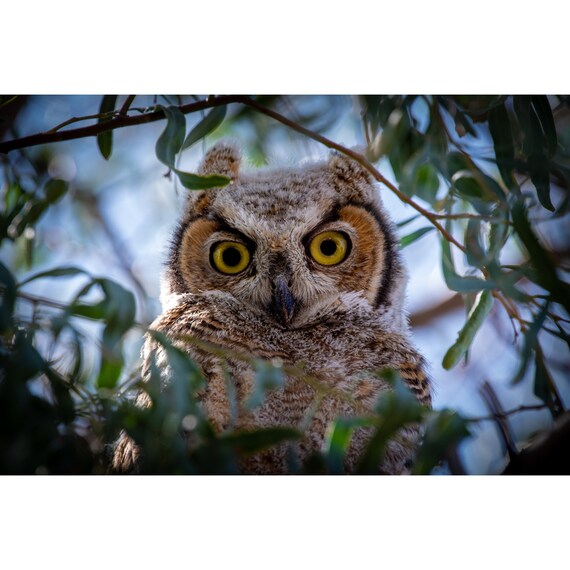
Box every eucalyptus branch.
[45,111,117,134]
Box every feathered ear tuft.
[197,141,241,178]
[327,152,372,185]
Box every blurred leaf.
[221,427,300,455]
[400,227,435,248]
[513,302,549,384]
[323,416,372,474]
[442,290,494,370]
[246,359,285,410]
[44,179,69,203]
[181,106,227,151]
[356,378,424,474]
[155,104,186,168]
[97,95,117,160]
[174,170,230,190]
[532,96,557,157]
[412,410,470,474]
[0,261,16,332]
[19,265,89,286]
[488,102,518,191]
[445,151,472,179]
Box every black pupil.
[222,246,242,267]
[320,239,337,256]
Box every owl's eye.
[308,231,350,266]
[211,241,251,274]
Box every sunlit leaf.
[174,169,230,190]
[442,290,494,370]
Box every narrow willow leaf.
[531,96,557,157]
[44,179,69,203]
[396,214,420,228]
[511,201,570,313]
[155,104,186,168]
[513,96,554,211]
[174,169,231,190]
[488,103,517,191]
[442,290,494,369]
[19,266,89,286]
[400,227,434,248]
[181,105,227,151]
[96,95,117,160]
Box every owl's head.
[163,142,408,329]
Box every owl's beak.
[272,275,297,326]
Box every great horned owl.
[113,142,431,474]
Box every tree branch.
[0,95,244,154]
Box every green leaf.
[440,234,491,293]
[96,95,117,160]
[511,201,570,313]
[19,266,89,286]
[323,416,372,474]
[400,227,434,248]
[0,261,17,332]
[181,106,227,151]
[44,179,69,203]
[396,214,420,228]
[155,104,186,168]
[488,102,518,191]
[220,427,300,455]
[356,378,424,474]
[512,302,549,384]
[412,410,470,474]
[533,344,558,411]
[442,290,494,370]
[531,96,557,157]
[513,96,555,211]
[174,169,231,190]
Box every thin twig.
[466,403,549,423]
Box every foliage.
[0,95,568,474]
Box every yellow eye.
[309,231,350,266]
[211,241,251,274]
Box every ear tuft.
[327,152,372,185]
[198,141,241,178]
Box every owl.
[112,141,431,474]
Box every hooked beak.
[271,275,297,326]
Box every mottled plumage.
[113,142,431,474]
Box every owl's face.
[164,143,406,329]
